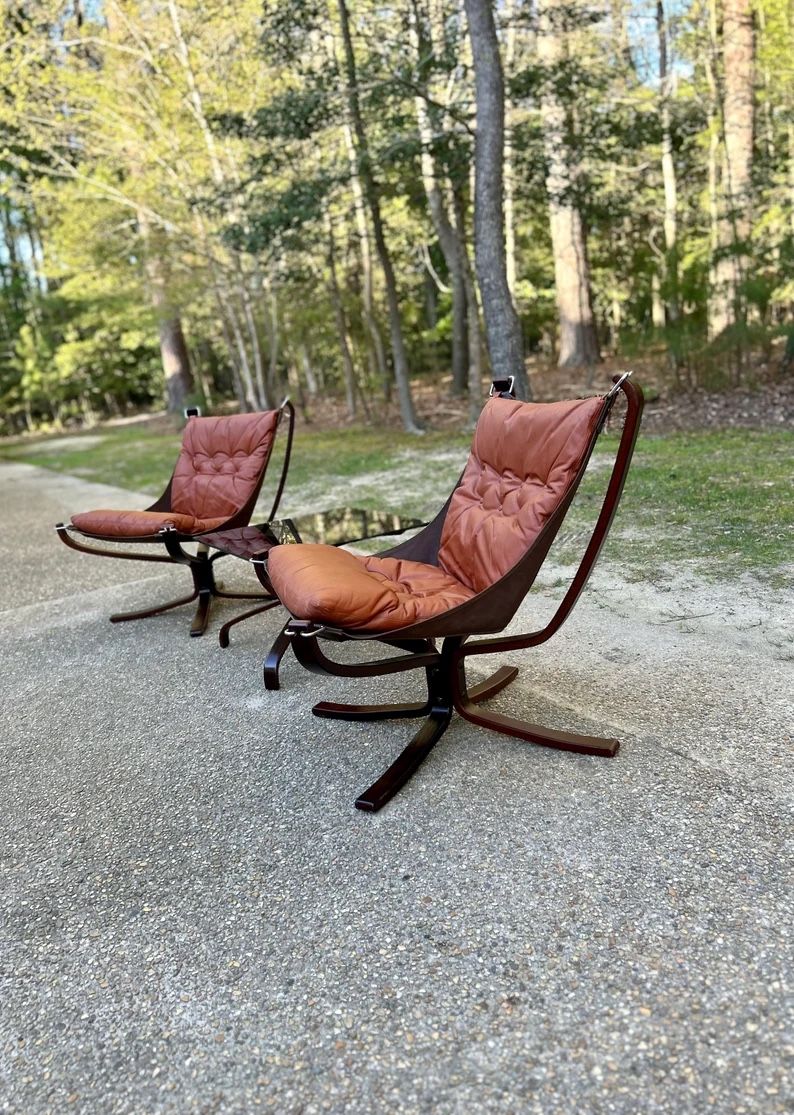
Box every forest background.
[1,0,792,436]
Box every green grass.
[0,425,184,494]
[0,424,470,496]
[285,427,470,494]
[571,428,794,582]
[2,422,791,583]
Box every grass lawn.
[2,421,791,584]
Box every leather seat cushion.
[267,543,476,633]
[438,395,604,593]
[71,509,227,539]
[171,410,279,522]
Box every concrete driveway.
[0,460,791,1114]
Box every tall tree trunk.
[610,0,634,72]
[157,316,194,413]
[326,217,358,419]
[656,0,679,330]
[789,123,794,240]
[537,0,600,369]
[342,122,390,398]
[503,0,518,301]
[138,212,194,413]
[299,344,319,397]
[336,0,423,433]
[464,0,529,398]
[0,201,25,318]
[264,277,281,402]
[238,271,270,409]
[651,271,666,328]
[453,188,484,425]
[710,0,754,339]
[409,1,470,399]
[704,0,723,342]
[22,209,46,295]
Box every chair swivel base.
[56,523,274,637]
[314,664,520,812]
[110,557,274,637]
[296,635,619,813]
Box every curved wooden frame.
[273,377,643,811]
[55,400,295,637]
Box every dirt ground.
[286,356,794,435]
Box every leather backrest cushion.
[171,410,279,522]
[438,395,604,593]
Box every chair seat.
[267,543,476,633]
[71,508,228,539]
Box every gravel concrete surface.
[0,460,791,1114]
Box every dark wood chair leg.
[218,599,281,648]
[351,647,460,812]
[214,587,274,602]
[354,701,453,813]
[110,588,199,624]
[452,651,619,757]
[190,590,213,637]
[313,698,432,722]
[456,702,620,757]
[466,665,519,703]
[263,623,293,691]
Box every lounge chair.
[56,401,294,636]
[265,376,642,811]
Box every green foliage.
[0,0,791,433]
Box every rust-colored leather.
[71,410,279,539]
[437,395,604,593]
[71,508,228,539]
[268,395,604,635]
[170,411,279,522]
[267,544,476,633]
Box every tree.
[464,0,529,397]
[536,0,599,369]
[336,0,423,432]
[709,0,755,340]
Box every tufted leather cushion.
[267,543,476,633]
[437,395,604,593]
[69,411,279,540]
[170,410,280,522]
[71,508,228,539]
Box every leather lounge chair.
[56,401,295,636]
[263,375,643,811]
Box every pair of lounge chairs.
[57,375,643,811]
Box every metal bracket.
[489,376,515,398]
[605,371,632,400]
[287,620,327,638]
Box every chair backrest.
[436,395,605,594]
[170,410,280,524]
